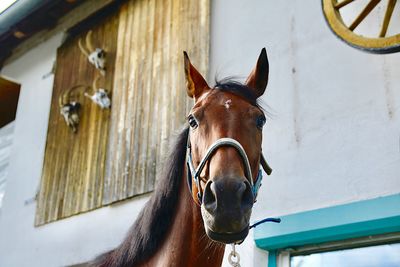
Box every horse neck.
[147,168,225,267]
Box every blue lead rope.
[249,217,281,229]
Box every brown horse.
[92,48,271,267]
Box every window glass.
[0,122,14,210]
[291,243,400,267]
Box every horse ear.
[245,48,269,98]
[183,51,209,99]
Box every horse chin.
[201,206,251,244]
[204,225,249,244]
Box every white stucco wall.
[210,1,400,266]
[0,1,399,267]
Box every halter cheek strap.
[186,135,272,205]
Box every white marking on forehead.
[224,99,232,109]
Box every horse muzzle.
[186,136,272,243]
[201,177,254,244]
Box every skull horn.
[78,38,90,57]
[86,30,95,53]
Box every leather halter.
[186,133,272,205]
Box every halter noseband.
[186,133,272,205]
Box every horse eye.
[256,115,266,129]
[187,114,198,129]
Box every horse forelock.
[214,77,270,117]
[214,78,258,106]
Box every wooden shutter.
[36,0,209,225]
[35,14,119,225]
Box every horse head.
[184,48,270,244]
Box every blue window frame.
[253,194,400,267]
[290,242,400,267]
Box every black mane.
[91,127,189,267]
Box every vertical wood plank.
[103,0,210,205]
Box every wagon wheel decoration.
[322,0,400,53]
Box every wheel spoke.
[349,0,382,31]
[379,0,397,37]
[322,0,400,53]
[335,0,357,9]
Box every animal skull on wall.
[59,85,88,133]
[78,30,106,75]
[60,102,81,133]
[85,76,111,109]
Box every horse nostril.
[241,181,254,209]
[203,181,216,211]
